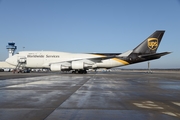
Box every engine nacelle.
[50,64,69,71]
[72,61,84,69]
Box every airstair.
[14,57,27,73]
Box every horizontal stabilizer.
[138,52,171,59]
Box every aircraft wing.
[48,56,115,66]
[87,56,116,62]
[88,53,121,57]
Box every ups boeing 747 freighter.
[5,30,170,74]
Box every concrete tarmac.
[0,71,180,120]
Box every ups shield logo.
[148,38,158,50]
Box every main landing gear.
[72,70,87,74]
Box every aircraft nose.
[5,57,16,65]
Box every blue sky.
[0,0,180,68]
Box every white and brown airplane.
[5,30,170,73]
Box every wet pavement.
[0,72,180,120]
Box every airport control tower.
[6,42,17,57]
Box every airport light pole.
[148,61,152,73]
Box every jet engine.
[71,61,85,69]
[50,61,95,71]
[50,64,69,71]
